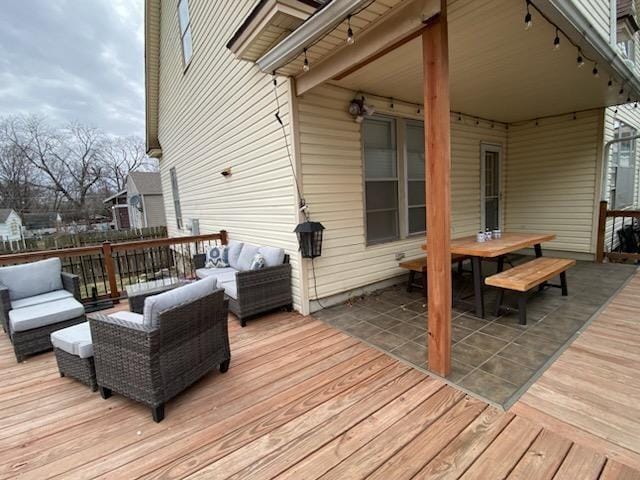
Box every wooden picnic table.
[423,232,557,318]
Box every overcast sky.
[0,0,145,137]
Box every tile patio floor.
[312,258,637,407]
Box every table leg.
[497,256,505,273]
[471,257,485,318]
[534,243,546,291]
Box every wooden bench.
[485,257,576,325]
[399,254,469,297]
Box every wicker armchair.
[193,253,292,327]
[89,288,230,422]
[0,268,85,362]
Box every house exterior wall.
[155,0,304,309]
[0,212,22,241]
[142,195,167,227]
[297,84,507,301]
[504,110,604,255]
[567,0,612,43]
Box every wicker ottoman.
[50,322,97,391]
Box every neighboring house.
[0,209,23,242]
[145,0,640,317]
[23,212,62,238]
[104,172,167,230]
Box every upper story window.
[616,0,639,63]
[611,120,637,209]
[362,116,426,246]
[178,0,193,68]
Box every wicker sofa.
[0,258,85,362]
[89,277,229,422]
[194,240,292,327]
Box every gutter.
[257,0,375,72]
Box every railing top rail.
[606,210,640,218]
[0,232,227,266]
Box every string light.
[524,1,532,30]
[302,48,309,72]
[619,85,625,96]
[576,50,585,68]
[553,28,560,50]
[592,63,599,78]
[608,78,613,89]
[346,15,354,45]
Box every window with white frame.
[611,120,637,209]
[617,22,636,62]
[178,0,193,67]
[363,116,426,245]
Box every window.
[363,116,426,245]
[170,167,183,229]
[617,22,636,62]
[364,117,399,244]
[178,0,193,67]
[611,120,637,209]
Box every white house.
[0,209,22,242]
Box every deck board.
[0,284,639,479]
[514,272,640,472]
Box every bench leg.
[407,271,415,293]
[560,271,568,296]
[497,256,505,273]
[534,244,547,292]
[494,288,505,316]
[99,386,112,400]
[152,404,165,423]
[518,293,528,325]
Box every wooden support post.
[596,200,607,263]
[220,230,229,245]
[102,241,120,300]
[423,5,452,376]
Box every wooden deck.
[514,271,640,473]
[0,298,639,478]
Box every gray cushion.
[11,289,73,310]
[0,258,63,300]
[221,280,238,300]
[237,243,260,271]
[50,322,93,358]
[108,311,144,324]
[259,246,285,267]
[227,240,244,269]
[9,297,85,333]
[142,277,217,327]
[195,266,238,281]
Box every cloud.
[0,0,144,137]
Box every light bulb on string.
[619,86,625,96]
[302,48,310,72]
[592,64,599,77]
[576,52,585,68]
[346,15,354,45]
[608,78,613,89]
[553,29,560,50]
[524,1,532,30]
[627,96,632,103]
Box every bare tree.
[100,136,157,192]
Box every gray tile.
[459,332,509,354]
[387,307,420,322]
[454,314,490,332]
[452,325,475,343]
[479,356,536,386]
[513,331,563,356]
[452,343,494,368]
[447,360,475,382]
[403,316,428,331]
[414,333,427,345]
[497,344,550,370]
[367,331,406,351]
[460,370,519,405]
[343,321,383,339]
[388,323,424,341]
[479,322,523,342]
[367,314,403,331]
[404,301,428,314]
[392,342,427,368]
[526,323,575,343]
[350,307,384,322]
[324,313,359,329]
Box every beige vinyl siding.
[298,84,507,299]
[504,110,603,254]
[568,0,612,43]
[156,0,303,308]
[142,195,167,227]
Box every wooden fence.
[596,200,640,263]
[0,226,168,254]
[0,231,227,304]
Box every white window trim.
[480,143,504,231]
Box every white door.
[481,144,503,231]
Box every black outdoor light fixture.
[294,221,325,258]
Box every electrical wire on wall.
[271,74,327,310]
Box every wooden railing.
[0,231,228,304]
[596,200,640,263]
